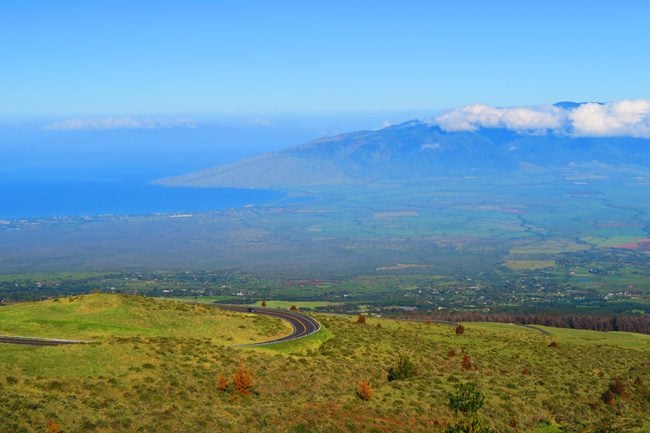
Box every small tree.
[446,383,490,433]
[216,372,229,391]
[232,364,254,396]
[455,324,465,335]
[356,314,366,324]
[387,354,416,381]
[261,301,267,307]
[357,380,373,401]
[289,305,298,311]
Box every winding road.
[0,335,88,346]
[216,305,321,346]
[0,304,321,347]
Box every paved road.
[0,305,321,347]
[515,324,552,335]
[216,305,321,346]
[0,335,89,346]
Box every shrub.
[261,301,267,307]
[601,390,616,406]
[609,378,628,399]
[448,383,484,414]
[48,420,60,433]
[446,383,490,433]
[357,380,373,401]
[548,341,558,348]
[387,354,416,381]
[455,324,465,335]
[356,314,366,324]
[447,349,456,358]
[602,378,629,404]
[461,354,472,371]
[216,373,229,391]
[232,364,254,396]
[290,305,298,311]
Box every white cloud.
[434,104,564,133]
[46,117,196,131]
[433,99,650,138]
[569,100,650,137]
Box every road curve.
[0,305,321,347]
[515,324,552,335]
[0,335,89,346]
[216,305,321,346]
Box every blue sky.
[1,1,649,119]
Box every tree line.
[400,310,650,334]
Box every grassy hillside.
[0,296,648,433]
[0,293,292,342]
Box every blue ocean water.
[0,179,284,219]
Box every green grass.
[0,296,649,433]
[0,293,292,343]
[161,295,239,304]
[255,326,334,355]
[468,322,650,349]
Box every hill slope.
[0,293,290,343]
[0,295,648,433]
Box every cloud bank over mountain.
[434,99,650,138]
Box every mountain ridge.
[155,114,650,189]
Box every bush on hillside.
[216,373,229,391]
[387,354,416,381]
[446,383,490,433]
[232,364,254,396]
[357,380,373,401]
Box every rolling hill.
[0,294,648,432]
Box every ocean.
[0,178,284,219]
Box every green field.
[0,295,648,433]
[468,322,650,350]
